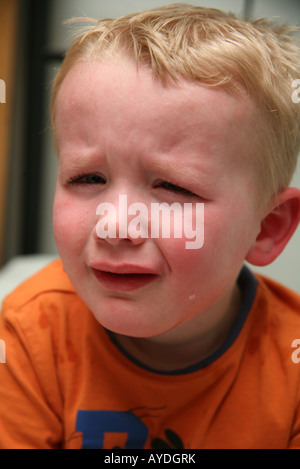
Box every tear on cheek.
[189,293,196,301]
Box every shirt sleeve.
[0,302,63,449]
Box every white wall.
[40,0,300,293]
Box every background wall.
[2,0,300,293]
[0,0,19,264]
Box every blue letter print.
[76,410,148,449]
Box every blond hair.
[51,3,300,204]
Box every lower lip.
[92,269,158,292]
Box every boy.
[1,4,300,449]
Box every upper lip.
[90,263,159,275]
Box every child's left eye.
[155,180,196,197]
[68,172,106,185]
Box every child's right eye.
[68,172,106,186]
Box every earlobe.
[246,187,300,266]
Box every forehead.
[54,56,258,170]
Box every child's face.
[53,56,262,339]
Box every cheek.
[158,236,206,275]
[161,203,256,278]
[52,194,94,253]
[202,203,259,272]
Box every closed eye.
[68,172,106,186]
[154,180,196,197]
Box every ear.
[246,187,300,266]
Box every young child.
[1,4,300,449]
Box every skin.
[52,55,300,371]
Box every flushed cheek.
[53,197,94,255]
[161,209,252,288]
[158,237,209,286]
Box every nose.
[93,194,148,245]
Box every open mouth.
[92,269,158,292]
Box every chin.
[88,301,168,338]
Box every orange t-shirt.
[0,259,300,449]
